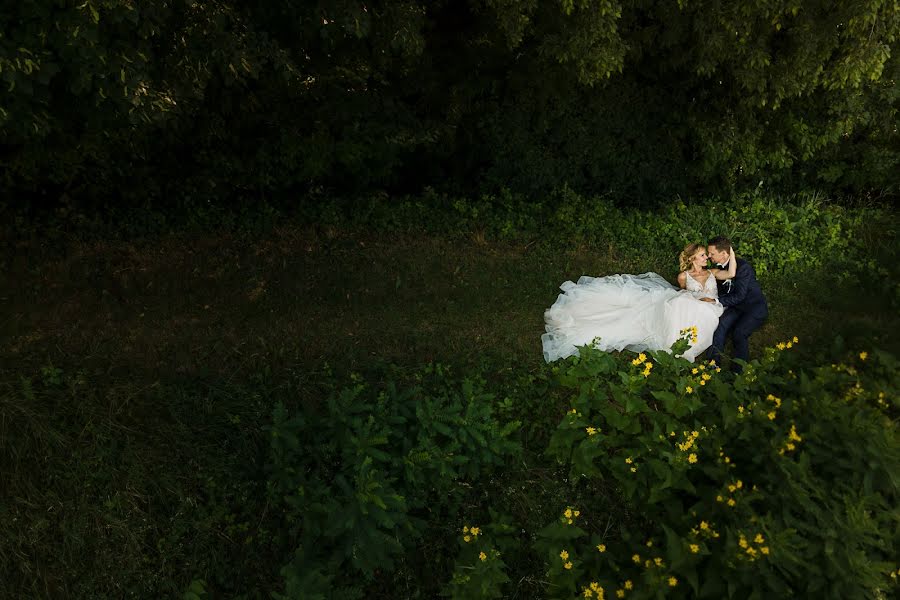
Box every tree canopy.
[2,0,897,208]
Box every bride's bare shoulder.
[676,271,687,289]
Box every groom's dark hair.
[708,236,732,251]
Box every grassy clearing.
[1,221,897,597]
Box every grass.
[1,218,897,597]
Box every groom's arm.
[718,262,756,308]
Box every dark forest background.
[2,0,898,214]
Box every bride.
[542,243,736,363]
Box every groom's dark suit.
[707,258,768,370]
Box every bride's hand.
[699,297,716,302]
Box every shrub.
[266,366,522,597]
[537,337,898,599]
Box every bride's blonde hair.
[679,243,704,272]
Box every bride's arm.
[713,246,738,280]
[677,272,687,289]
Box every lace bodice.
[684,271,718,299]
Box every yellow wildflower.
[625,457,633,464]
[631,554,641,564]
[470,527,480,536]
[716,495,724,502]
[859,351,868,361]
[564,561,573,570]
[464,535,471,542]
[654,557,664,567]
[564,508,573,518]
[776,342,786,350]
[736,480,743,489]
[597,544,606,553]
[738,405,745,414]
[616,590,625,599]
[685,386,694,394]
[630,467,637,473]
[624,580,633,590]
[700,521,709,530]
[646,540,653,547]
[574,510,580,517]
[727,498,736,507]
[692,368,699,374]
[689,544,699,553]
[560,550,569,560]
[586,427,597,435]
[738,537,748,548]
[479,551,487,561]
[792,336,799,343]
[668,576,678,587]
[728,484,736,493]
[760,546,770,555]
[463,525,469,533]
[638,353,646,362]
[754,534,764,544]
[583,589,593,598]
[786,341,793,349]
[767,411,776,420]
[688,453,698,464]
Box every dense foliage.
[2,195,898,597]
[2,1,898,209]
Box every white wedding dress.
[542,271,724,363]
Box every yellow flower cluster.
[718,449,733,467]
[690,519,721,540]
[831,362,859,376]
[778,422,803,455]
[680,325,699,345]
[677,430,700,452]
[582,581,604,598]
[462,524,482,543]
[632,352,653,377]
[737,532,769,561]
[562,506,581,525]
[843,380,865,402]
[775,336,799,350]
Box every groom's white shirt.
[715,261,733,305]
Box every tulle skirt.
[541,273,724,363]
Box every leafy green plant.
[537,337,898,599]
[266,367,522,593]
[442,510,517,599]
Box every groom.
[701,236,768,372]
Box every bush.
[536,336,898,599]
[265,365,522,598]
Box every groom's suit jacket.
[715,258,768,317]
